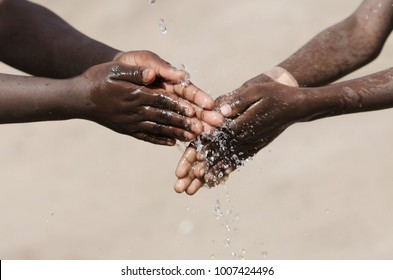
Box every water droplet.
[175,142,186,153]
[159,18,167,34]
[51,212,54,216]
[214,200,223,219]
[241,248,246,254]
[179,64,191,87]
[224,237,230,247]
[149,0,156,4]
[261,251,268,258]
[225,224,231,232]
[325,209,330,214]
[231,252,236,257]
[211,254,215,259]
[186,207,190,212]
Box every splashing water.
[211,188,245,259]
[159,18,167,34]
[179,64,191,87]
[175,141,187,153]
[214,200,223,219]
[193,121,251,186]
[224,237,230,247]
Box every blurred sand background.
[1,0,393,259]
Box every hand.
[75,62,213,145]
[114,50,224,129]
[174,82,310,194]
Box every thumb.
[110,64,156,85]
[215,87,262,118]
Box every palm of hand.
[175,82,306,194]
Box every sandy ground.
[1,0,393,259]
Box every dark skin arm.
[175,0,393,194]
[0,0,222,115]
[0,62,217,145]
[0,0,224,142]
[247,0,393,88]
[176,68,393,194]
[0,0,118,78]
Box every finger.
[193,161,207,180]
[202,122,215,134]
[131,89,196,118]
[193,105,224,128]
[138,52,188,83]
[175,160,198,193]
[117,51,187,83]
[109,64,156,85]
[175,147,197,178]
[185,178,205,195]
[205,159,235,185]
[133,132,175,146]
[216,87,262,118]
[137,122,195,142]
[172,82,215,110]
[174,177,193,193]
[138,106,203,135]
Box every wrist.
[63,76,96,120]
[300,86,341,122]
[263,66,299,87]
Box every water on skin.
[179,64,191,87]
[194,122,252,185]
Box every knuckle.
[160,110,174,124]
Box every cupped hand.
[76,62,214,145]
[114,50,224,129]
[174,82,310,194]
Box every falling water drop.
[214,200,223,219]
[179,64,191,87]
[224,237,230,247]
[159,18,167,34]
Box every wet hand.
[174,82,309,194]
[114,51,224,129]
[76,62,212,145]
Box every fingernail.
[220,104,232,116]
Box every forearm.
[303,67,393,121]
[255,0,393,87]
[0,0,119,78]
[0,73,87,123]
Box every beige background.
[1,0,393,259]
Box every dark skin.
[0,0,224,145]
[175,0,393,194]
